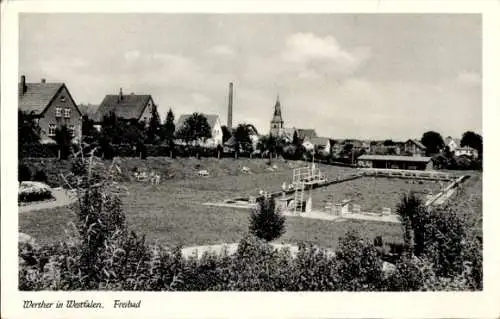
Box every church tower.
[270,95,284,137]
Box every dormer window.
[64,108,71,118]
[55,107,62,117]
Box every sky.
[19,14,481,140]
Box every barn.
[357,155,433,171]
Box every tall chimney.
[119,88,123,101]
[227,82,233,130]
[20,75,26,94]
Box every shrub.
[19,164,32,182]
[334,230,384,291]
[249,196,286,242]
[18,181,53,203]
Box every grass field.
[19,157,482,250]
[19,158,403,249]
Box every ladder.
[294,181,305,214]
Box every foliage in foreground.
[249,196,286,242]
[19,154,482,291]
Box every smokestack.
[119,88,123,101]
[20,75,26,94]
[227,82,233,130]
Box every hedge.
[19,144,60,158]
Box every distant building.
[444,136,461,152]
[404,139,427,156]
[303,136,331,155]
[357,154,433,170]
[454,146,478,159]
[176,113,223,147]
[269,95,284,137]
[18,75,83,144]
[93,88,158,126]
[224,124,260,152]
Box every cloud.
[206,45,235,56]
[282,33,370,72]
[456,71,481,86]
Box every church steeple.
[270,94,284,137]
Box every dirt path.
[18,188,77,213]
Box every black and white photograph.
[2,1,500,318]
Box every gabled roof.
[296,129,317,139]
[95,94,152,122]
[19,82,64,115]
[79,104,99,120]
[405,139,426,150]
[445,136,461,146]
[358,154,431,163]
[176,114,220,132]
[308,137,330,146]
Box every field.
[19,157,482,250]
[19,157,403,249]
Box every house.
[357,154,433,170]
[93,88,158,126]
[403,139,427,156]
[176,113,223,147]
[296,129,318,140]
[444,136,461,152]
[303,137,331,155]
[18,75,83,144]
[224,124,261,152]
[78,103,99,120]
[454,146,478,159]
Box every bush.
[18,181,54,203]
[19,143,60,158]
[33,169,48,183]
[19,164,32,182]
[249,196,286,242]
[334,230,384,291]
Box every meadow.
[18,156,482,251]
[19,157,403,249]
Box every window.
[55,107,62,117]
[68,124,75,137]
[48,124,56,137]
[64,108,71,118]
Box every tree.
[176,113,212,146]
[161,108,176,147]
[146,105,161,144]
[421,131,445,156]
[292,130,301,146]
[335,230,384,291]
[53,125,73,160]
[18,111,41,146]
[460,131,482,158]
[383,139,395,146]
[257,134,278,159]
[249,196,286,242]
[395,192,426,257]
[234,123,253,155]
[221,125,232,144]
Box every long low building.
[357,154,433,171]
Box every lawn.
[19,160,404,249]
